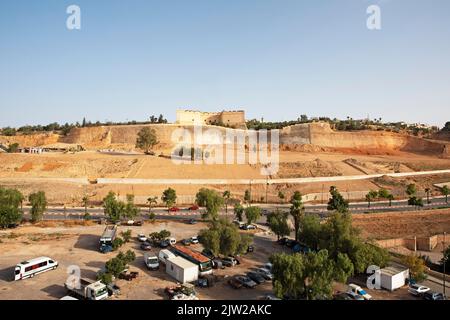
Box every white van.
[144,253,160,270]
[168,237,177,246]
[14,257,58,281]
[158,249,176,264]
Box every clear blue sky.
[1,0,449,128]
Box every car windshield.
[95,287,108,297]
[148,258,158,264]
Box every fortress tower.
[175,109,246,129]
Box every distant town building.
[176,109,246,129]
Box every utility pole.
[249,180,252,204]
[266,177,269,204]
[444,232,447,297]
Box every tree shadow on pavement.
[74,234,99,252]
[0,266,15,282]
[42,284,66,299]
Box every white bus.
[14,257,58,281]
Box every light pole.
[266,177,269,204]
[443,232,447,297]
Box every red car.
[188,205,199,211]
[169,207,180,212]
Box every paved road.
[21,195,450,221]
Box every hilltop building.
[176,109,246,129]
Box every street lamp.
[444,232,447,297]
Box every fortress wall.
[0,133,60,147]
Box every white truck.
[65,278,109,300]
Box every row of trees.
[103,192,140,223]
[0,187,48,228]
[0,115,168,137]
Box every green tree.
[271,250,338,300]
[267,210,291,240]
[233,203,244,222]
[0,187,24,228]
[82,195,89,217]
[408,196,424,208]
[365,190,378,208]
[244,206,261,225]
[112,237,124,251]
[406,184,417,197]
[196,188,224,220]
[199,219,253,257]
[124,194,139,219]
[290,191,304,241]
[424,188,431,204]
[223,190,231,214]
[297,214,322,250]
[278,191,285,204]
[147,196,158,213]
[387,193,394,206]
[244,189,251,205]
[29,191,47,223]
[96,271,113,285]
[327,186,349,213]
[135,127,158,153]
[198,228,221,256]
[377,188,390,199]
[7,143,19,153]
[402,254,428,282]
[105,255,126,277]
[103,192,125,223]
[161,188,177,212]
[441,185,449,203]
[120,230,132,243]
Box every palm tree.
[223,191,231,214]
[82,195,89,217]
[424,188,431,204]
[147,196,158,213]
[442,185,449,203]
[387,194,394,207]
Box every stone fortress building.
[176,109,246,129]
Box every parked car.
[408,284,431,296]
[137,234,147,242]
[240,224,257,230]
[247,272,265,284]
[133,220,143,226]
[119,271,138,281]
[159,240,170,248]
[263,294,281,300]
[423,291,446,300]
[202,249,215,259]
[235,276,257,288]
[345,291,365,300]
[187,219,197,225]
[222,257,238,267]
[285,239,296,248]
[277,237,288,245]
[190,236,199,244]
[106,283,121,296]
[212,259,225,269]
[255,268,273,280]
[140,241,152,251]
[188,205,199,211]
[169,207,180,212]
[247,245,254,253]
[228,277,244,289]
[263,262,273,272]
[181,238,192,246]
[348,284,372,300]
[168,237,177,245]
[334,292,352,300]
